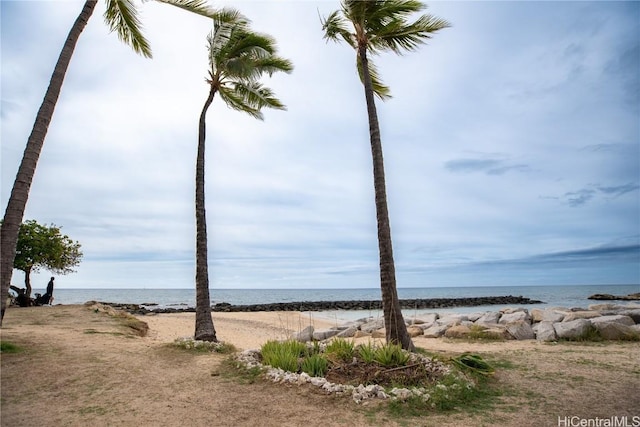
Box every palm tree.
[321,0,449,351]
[194,10,293,341]
[0,0,220,325]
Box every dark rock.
[588,293,640,301]
[105,295,544,315]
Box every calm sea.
[34,284,639,321]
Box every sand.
[1,304,639,427]
[142,310,337,349]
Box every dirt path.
[1,305,639,427]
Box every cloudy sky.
[1,1,638,290]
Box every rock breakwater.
[103,295,542,315]
[290,302,640,342]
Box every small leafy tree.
[11,220,82,299]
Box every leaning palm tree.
[321,0,449,351]
[0,0,221,325]
[193,10,293,341]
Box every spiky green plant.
[374,342,410,367]
[301,354,329,377]
[326,337,356,361]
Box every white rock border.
[233,343,464,404]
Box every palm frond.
[206,9,251,76]
[104,0,152,57]
[211,7,249,27]
[367,0,425,27]
[154,0,221,20]
[321,10,355,48]
[218,84,264,119]
[371,14,450,54]
[357,55,391,101]
[253,56,294,77]
[234,81,287,111]
[218,81,286,120]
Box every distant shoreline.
[97,295,544,314]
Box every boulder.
[534,321,557,342]
[589,315,635,327]
[466,312,485,322]
[414,322,437,331]
[354,330,370,338]
[312,329,340,341]
[562,311,601,322]
[530,308,545,323]
[437,314,468,326]
[619,309,640,324]
[592,322,639,340]
[506,320,536,340]
[371,328,386,339]
[410,313,438,325]
[542,310,566,323]
[499,310,531,325]
[588,303,620,311]
[482,326,513,340]
[423,324,449,338]
[476,311,501,325]
[292,325,314,342]
[553,319,591,339]
[336,326,358,338]
[360,319,385,333]
[406,326,425,338]
[444,324,472,339]
[531,309,565,323]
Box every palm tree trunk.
[358,45,414,351]
[0,0,98,325]
[194,85,218,342]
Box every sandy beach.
[1,304,639,427]
[141,310,338,349]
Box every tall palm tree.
[194,10,293,341]
[0,0,220,325]
[321,0,449,351]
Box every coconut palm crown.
[321,0,449,351]
[193,11,293,341]
[322,0,450,99]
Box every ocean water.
[33,284,639,322]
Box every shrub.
[326,338,355,362]
[301,354,329,377]
[357,342,376,363]
[374,343,410,367]
[260,340,307,372]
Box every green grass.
[387,370,501,417]
[172,338,236,354]
[0,341,22,353]
[83,329,125,336]
[220,357,265,384]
